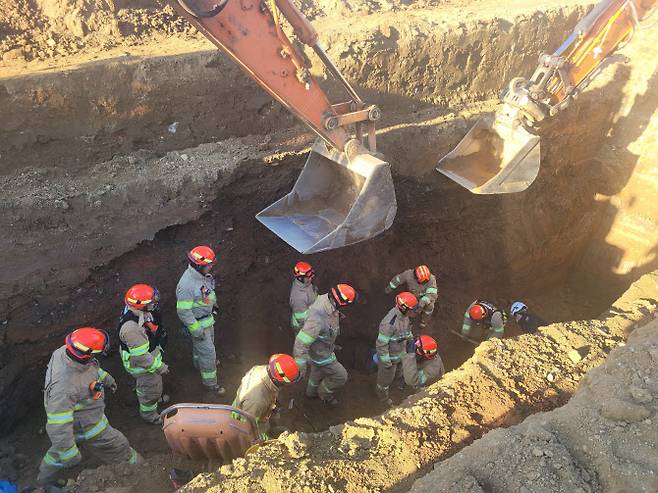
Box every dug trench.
[1,1,657,490]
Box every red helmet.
[188,246,216,266]
[416,335,438,359]
[268,354,301,384]
[330,283,357,307]
[293,261,314,281]
[396,292,418,313]
[469,303,486,321]
[65,327,109,361]
[414,265,431,284]
[125,284,159,311]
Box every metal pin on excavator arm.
[437,0,657,194]
[172,0,395,253]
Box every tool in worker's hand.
[437,0,656,194]
[448,328,480,346]
[89,381,104,400]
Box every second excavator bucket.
[256,139,397,253]
[436,113,541,194]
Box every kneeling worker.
[402,335,445,389]
[510,301,547,334]
[232,354,300,440]
[462,300,506,340]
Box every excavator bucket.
[256,139,396,253]
[436,113,541,194]
[161,404,260,461]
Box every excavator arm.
[172,0,396,253]
[437,0,656,194]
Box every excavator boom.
[172,0,396,253]
[437,0,656,194]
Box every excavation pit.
[0,0,657,491]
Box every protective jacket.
[119,309,166,376]
[376,307,413,366]
[402,353,445,388]
[389,269,438,315]
[463,300,506,338]
[515,311,547,334]
[232,365,279,439]
[176,265,217,337]
[293,294,340,372]
[38,346,137,483]
[289,279,318,332]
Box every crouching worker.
[232,354,300,440]
[38,328,141,486]
[510,301,547,334]
[402,335,445,389]
[462,300,507,340]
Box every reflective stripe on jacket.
[176,265,217,334]
[43,346,116,462]
[376,306,412,365]
[293,294,340,371]
[119,309,164,376]
[289,279,318,329]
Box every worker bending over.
[402,335,445,389]
[510,301,547,334]
[462,300,506,340]
[289,261,318,334]
[232,354,300,440]
[386,265,438,328]
[176,245,224,395]
[293,284,357,407]
[38,328,140,486]
[119,284,170,424]
[375,292,417,406]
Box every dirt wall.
[410,316,658,493]
[0,2,591,174]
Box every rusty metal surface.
[162,403,259,461]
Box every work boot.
[206,384,226,396]
[322,396,339,408]
[146,414,163,425]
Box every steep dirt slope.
[410,317,658,493]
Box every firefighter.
[510,301,547,334]
[462,300,506,340]
[385,265,438,328]
[293,284,357,407]
[289,261,318,335]
[118,284,170,424]
[176,245,224,394]
[232,354,300,440]
[375,292,417,406]
[402,335,445,389]
[37,328,141,486]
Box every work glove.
[384,286,392,294]
[108,382,118,393]
[212,307,219,317]
[158,363,170,375]
[406,337,417,354]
